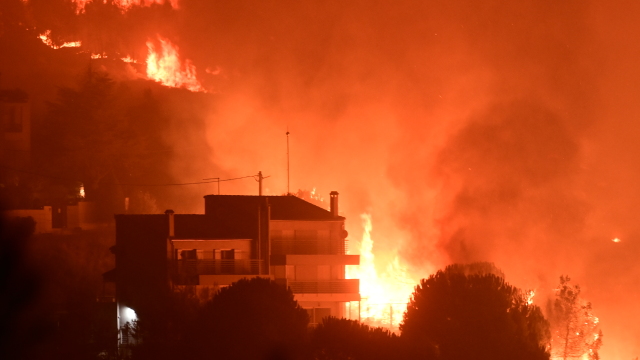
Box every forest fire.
[4,0,640,358]
[526,290,536,305]
[347,214,417,331]
[146,36,204,92]
[121,56,138,64]
[38,30,81,49]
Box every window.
[220,249,235,259]
[220,249,235,274]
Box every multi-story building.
[110,192,359,334]
[0,89,30,169]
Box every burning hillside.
[2,1,640,358]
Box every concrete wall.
[3,206,52,233]
[66,205,79,229]
[78,201,98,229]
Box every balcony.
[270,254,359,266]
[175,259,264,276]
[271,240,348,255]
[285,279,359,294]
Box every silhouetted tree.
[126,285,207,360]
[547,276,602,360]
[43,69,171,217]
[401,263,550,360]
[0,211,41,360]
[311,317,403,360]
[193,277,309,360]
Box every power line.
[0,164,257,187]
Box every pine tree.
[548,276,603,360]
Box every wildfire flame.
[146,36,204,92]
[38,30,81,49]
[347,213,417,332]
[121,55,138,64]
[526,290,536,305]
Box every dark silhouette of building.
[109,192,360,344]
[0,89,30,168]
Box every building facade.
[110,192,359,336]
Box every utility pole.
[213,178,220,195]
[252,171,270,195]
[286,130,290,195]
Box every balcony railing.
[175,259,264,276]
[271,240,348,255]
[286,279,359,294]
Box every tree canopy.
[192,277,309,360]
[41,68,172,216]
[400,263,551,360]
[311,317,401,360]
[548,276,602,360]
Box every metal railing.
[287,279,359,294]
[271,240,348,255]
[175,259,264,275]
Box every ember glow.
[347,214,417,331]
[526,290,535,305]
[5,1,640,358]
[121,56,138,64]
[38,30,81,49]
[146,36,204,92]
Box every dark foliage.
[311,317,403,360]
[401,263,550,360]
[129,277,309,360]
[126,286,206,360]
[41,69,172,218]
[194,277,309,360]
[0,213,40,360]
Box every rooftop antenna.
[286,128,290,195]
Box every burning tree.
[548,276,603,360]
[400,263,551,360]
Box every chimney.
[165,209,175,237]
[329,191,339,217]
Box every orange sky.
[3,1,640,357]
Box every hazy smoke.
[3,0,640,357]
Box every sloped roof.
[203,195,343,221]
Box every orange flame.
[526,290,536,305]
[347,214,417,332]
[146,36,204,92]
[38,30,81,49]
[121,55,138,64]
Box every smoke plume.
[2,0,639,357]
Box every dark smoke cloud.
[2,0,639,357]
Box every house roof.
[203,194,343,221]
